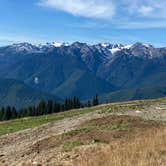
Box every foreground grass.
[0,97,165,136]
[58,113,166,166]
[0,104,112,136]
[61,115,162,152]
[76,128,166,166]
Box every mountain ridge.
[0,41,166,105]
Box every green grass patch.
[0,97,164,136]
[99,122,131,131]
[0,104,112,136]
[87,120,131,132]
[64,128,92,137]
[63,141,84,152]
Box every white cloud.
[138,6,154,16]
[115,0,166,28]
[38,0,166,29]
[38,0,115,19]
[121,0,166,18]
[116,21,166,29]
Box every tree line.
[0,95,99,121]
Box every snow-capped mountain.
[2,41,163,58]
[6,42,40,52]
[0,41,165,101]
[94,43,131,55]
[108,44,132,54]
[41,42,70,48]
[1,42,71,53]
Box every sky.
[0,0,166,46]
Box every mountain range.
[0,41,166,107]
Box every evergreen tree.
[87,100,91,107]
[76,97,81,108]
[69,98,73,109]
[0,107,5,121]
[47,100,53,114]
[73,96,77,109]
[3,106,12,120]
[95,94,99,105]
[11,107,17,119]
[53,102,61,113]
[21,108,28,117]
[38,100,46,115]
[26,106,34,116]
[93,94,99,106]
[0,97,83,121]
[32,106,36,116]
[61,104,65,112]
[65,98,69,110]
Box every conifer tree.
[38,100,46,115]
[0,107,5,121]
[11,107,17,119]
[87,100,91,107]
[3,106,12,120]
[93,94,99,106]
[47,100,53,114]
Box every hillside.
[0,42,166,102]
[0,78,60,108]
[0,98,166,165]
[100,86,166,103]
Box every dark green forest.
[0,95,99,121]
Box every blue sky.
[0,0,166,46]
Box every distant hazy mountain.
[0,78,60,108]
[0,42,166,104]
[100,86,166,103]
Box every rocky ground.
[0,98,166,166]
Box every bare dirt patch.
[0,98,166,165]
[2,115,165,166]
[0,110,109,165]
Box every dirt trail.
[0,110,108,165]
[0,100,166,165]
[124,102,166,121]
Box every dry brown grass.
[21,115,166,166]
[72,128,166,166]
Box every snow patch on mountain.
[101,43,110,48]
[109,44,132,54]
[49,42,70,47]
[52,42,63,47]
[1,42,162,59]
[110,47,121,54]
[123,45,132,49]
[8,43,39,53]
